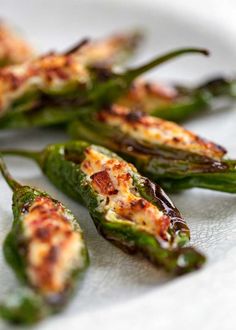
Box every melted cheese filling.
[99,105,225,160]
[0,23,33,65]
[81,146,170,237]
[23,196,85,295]
[118,80,176,111]
[0,53,89,115]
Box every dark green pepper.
[1,141,205,275]
[0,47,208,123]
[117,76,236,122]
[68,104,236,193]
[0,155,89,324]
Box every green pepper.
[1,141,205,275]
[68,104,236,193]
[116,76,236,122]
[0,155,89,324]
[0,27,141,68]
[0,47,208,122]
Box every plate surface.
[0,1,236,329]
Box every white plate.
[0,1,236,329]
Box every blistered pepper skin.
[0,47,207,125]
[116,77,236,122]
[0,158,89,325]
[68,105,236,194]
[2,141,205,275]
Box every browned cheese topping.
[73,32,140,66]
[97,104,226,160]
[23,196,84,296]
[117,80,177,111]
[0,22,33,65]
[81,146,171,240]
[0,51,89,116]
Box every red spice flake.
[130,198,149,211]
[82,160,91,170]
[45,245,59,264]
[144,81,177,100]
[159,215,171,239]
[172,137,180,143]
[117,172,131,183]
[0,70,25,90]
[35,227,50,240]
[91,170,118,195]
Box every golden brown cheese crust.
[23,196,84,296]
[0,52,89,116]
[81,146,171,239]
[117,80,177,111]
[0,22,33,65]
[73,31,141,66]
[0,30,141,116]
[97,105,226,160]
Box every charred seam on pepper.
[96,104,226,160]
[81,146,173,241]
[0,47,208,119]
[0,155,88,324]
[0,141,206,273]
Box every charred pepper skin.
[116,77,236,122]
[68,105,236,194]
[1,141,205,275]
[0,47,208,122]
[0,29,143,129]
[0,156,89,325]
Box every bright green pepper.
[1,141,206,275]
[68,104,236,193]
[0,155,89,324]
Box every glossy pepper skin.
[1,75,235,130]
[1,141,205,275]
[116,76,236,122]
[0,47,208,121]
[68,104,236,193]
[0,156,89,325]
[0,29,142,129]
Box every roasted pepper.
[0,155,89,324]
[65,30,143,67]
[0,47,207,121]
[68,104,236,193]
[116,76,236,122]
[0,25,141,68]
[1,141,205,275]
[0,21,34,67]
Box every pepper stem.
[0,149,41,164]
[0,154,21,191]
[124,47,209,83]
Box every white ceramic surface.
[0,1,236,329]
